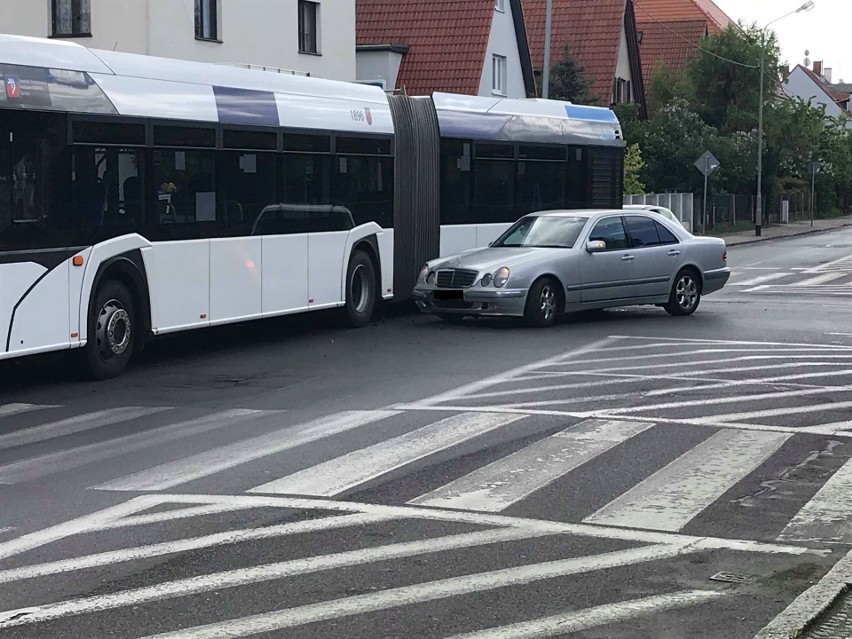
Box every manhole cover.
[709,571,751,584]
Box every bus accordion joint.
[72,256,84,267]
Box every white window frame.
[492,55,507,96]
[495,0,505,12]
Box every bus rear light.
[72,256,84,267]
[71,332,79,338]
[200,313,207,319]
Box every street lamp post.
[542,0,553,99]
[755,1,815,237]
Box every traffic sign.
[695,151,720,177]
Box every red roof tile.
[633,0,734,34]
[355,0,494,96]
[524,0,627,106]
[637,19,707,84]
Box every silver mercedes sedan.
[412,209,730,327]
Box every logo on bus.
[365,107,373,125]
[5,76,20,99]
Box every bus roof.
[0,34,395,134]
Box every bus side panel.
[69,247,93,347]
[377,229,394,299]
[309,231,349,308]
[7,263,71,355]
[0,262,50,355]
[261,234,309,316]
[439,225,478,257]
[476,223,513,250]
[146,240,211,334]
[209,237,262,325]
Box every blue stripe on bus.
[213,86,280,126]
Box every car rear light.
[723,251,727,263]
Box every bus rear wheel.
[84,280,136,380]
[344,250,376,327]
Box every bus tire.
[84,280,136,380]
[344,250,376,328]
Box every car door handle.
[668,249,681,256]
[621,254,635,261]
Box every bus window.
[152,149,216,238]
[440,139,472,224]
[0,112,70,251]
[219,150,277,236]
[282,153,331,209]
[72,146,145,242]
[333,155,393,228]
[474,158,515,223]
[517,159,565,214]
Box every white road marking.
[552,356,852,377]
[250,412,526,496]
[0,513,392,585]
[135,494,824,556]
[410,420,652,512]
[92,410,400,492]
[442,590,727,639]
[678,399,852,425]
[829,332,852,337]
[584,430,791,531]
[0,528,13,535]
[415,338,614,407]
[792,272,851,286]
[0,527,556,626]
[804,254,852,273]
[0,497,159,561]
[549,349,850,370]
[607,335,852,349]
[731,272,790,287]
[0,406,171,451]
[396,404,852,438]
[0,404,57,419]
[97,503,263,531]
[0,409,277,484]
[132,544,693,639]
[779,456,852,544]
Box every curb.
[754,547,852,639]
[719,222,852,247]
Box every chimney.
[814,60,823,76]
[825,67,833,83]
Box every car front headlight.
[480,273,493,287]
[427,271,436,284]
[494,267,510,288]
[418,265,429,282]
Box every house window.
[195,0,218,41]
[299,1,319,54]
[492,55,507,96]
[613,77,631,104]
[51,0,91,37]
[495,0,505,11]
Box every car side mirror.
[586,240,606,253]
[488,242,493,247]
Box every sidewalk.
[713,217,852,246]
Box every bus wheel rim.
[97,300,131,359]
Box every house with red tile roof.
[355,0,535,99]
[783,61,852,129]
[523,0,647,118]
[632,0,735,87]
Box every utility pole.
[542,0,553,99]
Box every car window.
[624,215,661,248]
[655,221,680,244]
[493,216,588,248]
[588,217,628,250]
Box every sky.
[713,0,850,84]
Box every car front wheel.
[664,269,701,316]
[524,277,561,328]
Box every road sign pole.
[810,163,816,228]
[703,167,709,234]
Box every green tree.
[624,144,646,194]
[686,24,780,133]
[544,44,596,104]
[646,63,694,117]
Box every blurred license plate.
[434,290,464,300]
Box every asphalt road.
[2,226,852,638]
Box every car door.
[580,216,636,303]
[623,215,684,298]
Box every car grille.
[436,269,478,288]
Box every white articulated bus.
[0,34,625,379]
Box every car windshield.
[493,216,588,248]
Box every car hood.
[429,247,562,273]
